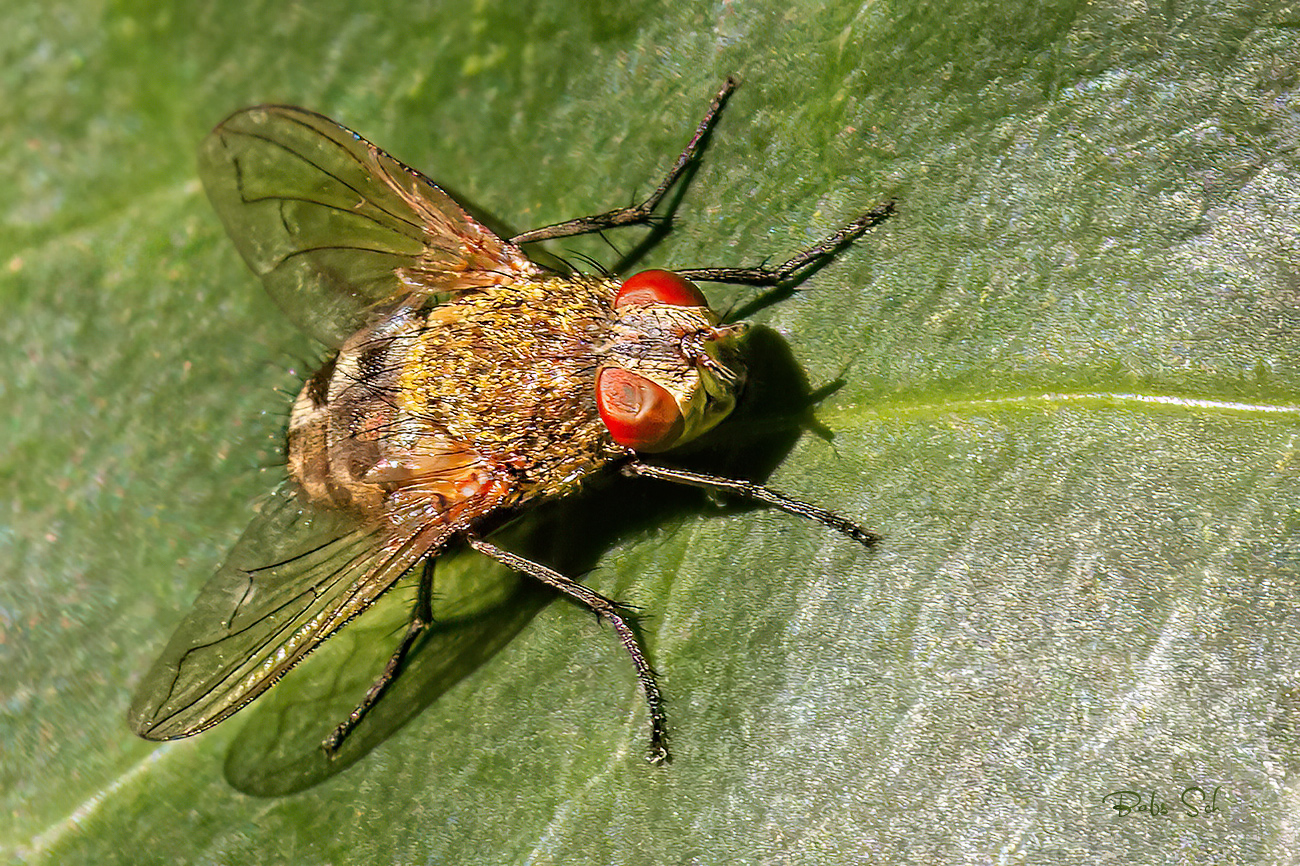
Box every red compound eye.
[614,269,707,310]
[596,367,684,452]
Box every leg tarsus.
[622,460,880,547]
[676,199,895,287]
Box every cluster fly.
[129,77,893,765]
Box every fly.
[128,77,894,765]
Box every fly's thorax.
[596,273,748,453]
[393,277,625,490]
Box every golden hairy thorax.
[287,275,631,529]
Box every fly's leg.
[622,461,880,547]
[510,77,894,286]
[509,77,738,246]
[467,537,671,765]
[675,200,895,288]
[322,557,437,757]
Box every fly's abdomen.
[288,307,431,517]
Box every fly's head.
[597,270,748,453]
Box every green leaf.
[5,0,1299,863]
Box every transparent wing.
[198,105,541,346]
[129,484,456,740]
